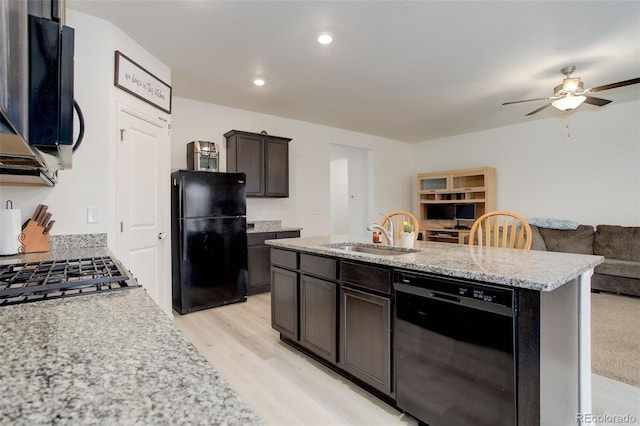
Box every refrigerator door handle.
[179,176,185,219]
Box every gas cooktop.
[0,256,138,306]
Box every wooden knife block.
[21,220,50,253]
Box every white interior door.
[117,107,170,315]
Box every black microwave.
[28,14,76,161]
[0,0,82,184]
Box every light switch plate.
[87,207,100,224]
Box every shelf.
[417,167,495,244]
[419,199,486,204]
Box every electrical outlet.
[87,207,100,224]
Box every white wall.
[170,97,414,237]
[0,10,171,249]
[412,100,640,226]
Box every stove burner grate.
[0,256,137,306]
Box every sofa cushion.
[595,258,640,280]
[538,225,594,254]
[593,225,640,262]
[529,225,547,251]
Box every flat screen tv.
[455,204,476,221]
[427,204,454,220]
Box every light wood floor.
[174,293,640,426]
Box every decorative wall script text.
[114,51,172,113]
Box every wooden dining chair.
[381,210,420,242]
[469,210,532,250]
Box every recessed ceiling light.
[317,32,334,45]
[253,78,265,86]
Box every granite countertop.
[247,220,302,234]
[0,287,261,425]
[265,236,604,292]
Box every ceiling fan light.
[562,77,581,93]
[552,95,587,111]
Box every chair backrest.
[381,211,420,242]
[469,210,532,250]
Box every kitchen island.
[0,247,261,426]
[266,236,604,426]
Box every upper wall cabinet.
[225,130,291,198]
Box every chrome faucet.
[367,220,394,247]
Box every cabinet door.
[247,232,275,295]
[339,286,391,395]
[451,171,486,191]
[265,138,289,197]
[300,275,337,363]
[271,266,298,341]
[247,245,271,295]
[236,134,264,196]
[418,173,450,193]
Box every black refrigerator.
[171,170,248,314]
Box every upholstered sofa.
[530,223,640,297]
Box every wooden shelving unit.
[417,167,496,244]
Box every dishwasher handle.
[429,291,460,303]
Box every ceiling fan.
[503,66,640,116]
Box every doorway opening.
[329,144,373,242]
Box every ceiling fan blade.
[583,96,612,107]
[525,103,552,116]
[588,77,640,93]
[502,97,551,106]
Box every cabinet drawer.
[271,248,298,270]
[247,232,276,246]
[276,230,300,239]
[300,253,338,280]
[341,261,391,294]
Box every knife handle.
[32,204,44,221]
[34,205,48,224]
[43,220,55,235]
[40,212,52,227]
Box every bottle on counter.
[372,231,381,244]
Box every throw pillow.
[529,225,547,251]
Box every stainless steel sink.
[325,243,417,256]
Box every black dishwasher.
[394,270,517,426]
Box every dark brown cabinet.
[339,286,391,395]
[299,275,337,363]
[270,250,393,398]
[339,261,392,396]
[298,253,338,363]
[248,231,300,295]
[271,248,299,341]
[225,130,291,197]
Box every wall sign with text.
[114,51,172,113]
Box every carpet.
[591,292,640,387]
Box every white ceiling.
[67,0,640,143]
